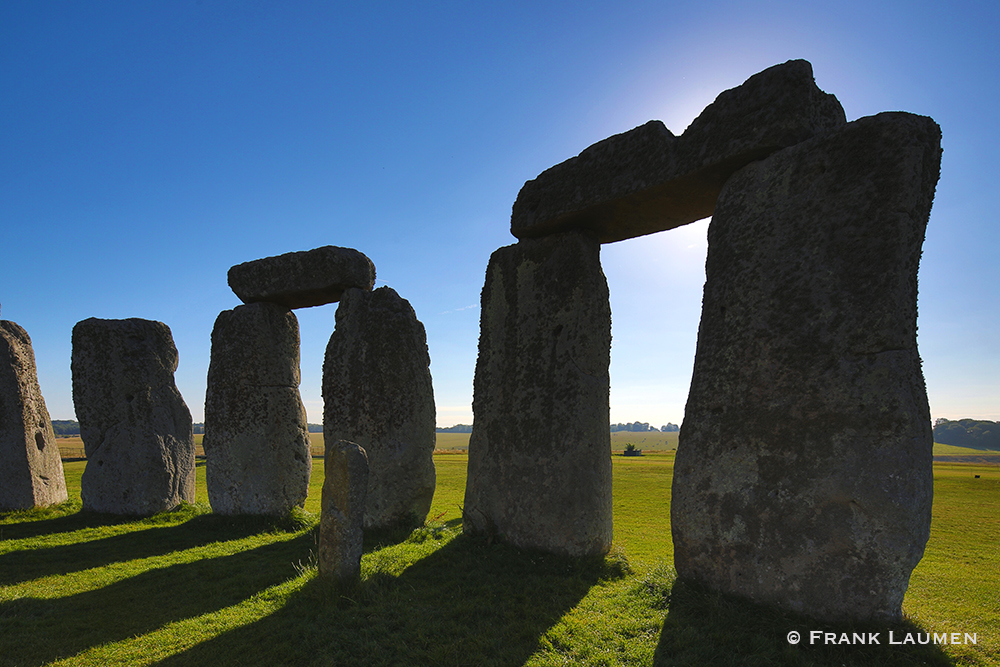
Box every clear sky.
[2,1,997,427]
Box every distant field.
[56,432,1000,460]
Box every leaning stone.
[463,231,612,556]
[228,245,376,309]
[0,321,67,509]
[671,112,942,622]
[318,440,369,581]
[72,318,195,515]
[204,302,311,515]
[323,286,436,529]
[511,59,845,243]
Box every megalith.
[228,245,376,309]
[511,59,845,243]
[463,231,612,556]
[0,319,67,509]
[72,318,195,515]
[671,112,942,621]
[318,439,369,581]
[203,302,311,515]
[323,286,436,529]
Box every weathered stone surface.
[463,231,612,556]
[0,321,67,509]
[318,440,369,581]
[228,245,376,309]
[671,112,942,622]
[204,302,311,515]
[323,286,436,529]
[72,318,194,515]
[511,59,845,243]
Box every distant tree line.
[51,420,80,437]
[610,422,679,433]
[436,424,473,433]
[51,420,209,436]
[933,418,1000,450]
[434,422,681,434]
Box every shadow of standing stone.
[671,112,942,622]
[0,319,67,509]
[204,302,311,515]
[72,318,194,515]
[463,231,612,556]
[323,286,436,529]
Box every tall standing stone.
[72,318,194,515]
[671,112,942,622]
[318,439,369,581]
[463,231,612,556]
[1,320,67,509]
[204,302,311,515]
[323,286,436,529]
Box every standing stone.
[72,318,194,515]
[323,286,435,529]
[463,231,612,556]
[318,439,369,581]
[228,245,376,309]
[0,321,67,509]
[671,112,942,622]
[204,302,311,515]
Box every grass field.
[52,431,1000,460]
[3,448,998,665]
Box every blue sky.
[2,1,997,427]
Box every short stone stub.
[671,112,942,622]
[323,286,436,529]
[203,302,311,515]
[463,231,612,556]
[318,439,369,581]
[511,59,846,243]
[72,318,195,515]
[228,245,376,309]
[0,320,68,509]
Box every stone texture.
[72,318,194,515]
[511,59,846,243]
[671,112,942,622]
[318,439,369,581]
[323,286,436,529]
[0,321,67,509]
[463,231,612,556]
[203,302,311,515]
[228,245,376,309]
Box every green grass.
[2,454,998,665]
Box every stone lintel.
[511,59,846,243]
[228,245,376,309]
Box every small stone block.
[318,440,369,581]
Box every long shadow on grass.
[0,529,315,666]
[653,579,954,667]
[156,533,625,667]
[0,509,311,586]
[0,503,137,542]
